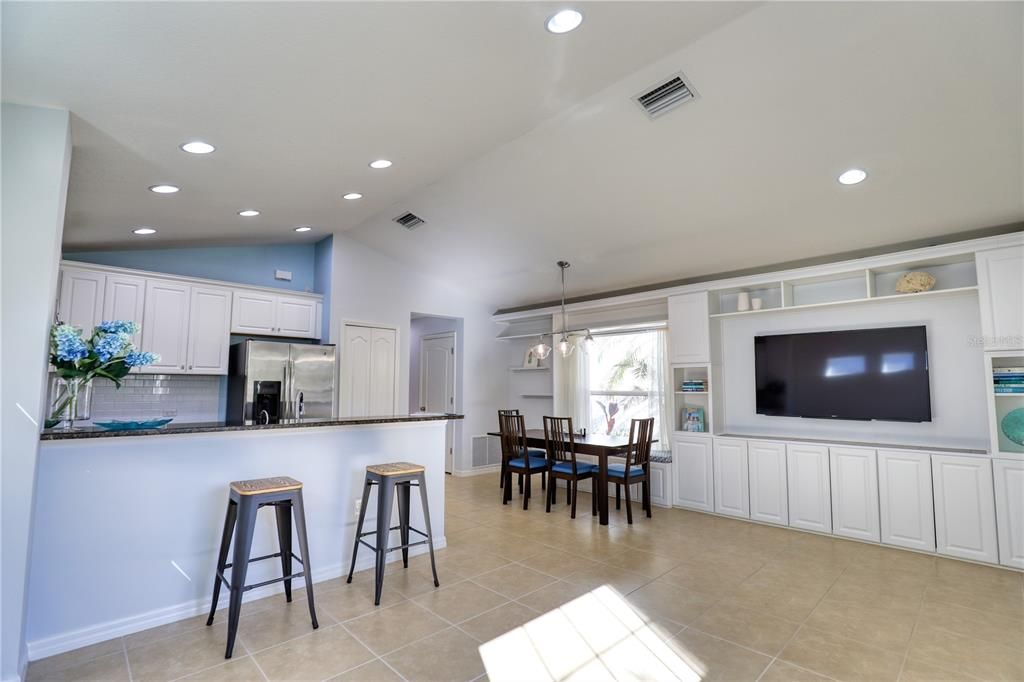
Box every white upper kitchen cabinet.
[976,245,1024,351]
[276,295,317,338]
[829,446,880,542]
[877,449,935,552]
[231,291,277,335]
[748,440,788,525]
[57,267,106,332]
[672,435,714,512]
[786,443,832,533]
[102,274,146,345]
[713,438,749,518]
[141,279,191,374]
[932,454,998,564]
[186,286,232,374]
[667,292,710,363]
[993,459,1024,569]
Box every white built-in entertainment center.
[494,231,1024,570]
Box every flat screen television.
[754,326,931,422]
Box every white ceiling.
[4,2,1022,310]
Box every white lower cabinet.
[713,438,749,518]
[993,459,1024,568]
[829,446,880,542]
[672,436,714,512]
[748,440,788,525]
[786,443,832,533]
[648,461,672,508]
[877,449,935,552]
[932,455,998,564]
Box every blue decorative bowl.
[94,418,174,431]
[1001,408,1024,447]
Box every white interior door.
[420,333,456,472]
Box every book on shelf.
[994,386,1024,394]
[993,367,1024,374]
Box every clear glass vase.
[48,376,92,430]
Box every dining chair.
[499,412,547,509]
[543,416,598,519]
[608,418,655,524]
[497,409,546,493]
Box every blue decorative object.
[94,418,174,431]
[1001,408,1024,446]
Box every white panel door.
[57,267,105,332]
[787,444,832,533]
[976,245,1024,351]
[102,274,146,346]
[672,436,714,512]
[667,292,710,363]
[877,449,935,552]
[829,446,880,542]
[420,334,455,413]
[748,440,788,525]
[231,291,277,335]
[141,279,190,374]
[186,286,232,374]
[369,327,397,414]
[341,325,373,417]
[714,438,749,518]
[276,296,317,338]
[932,455,998,563]
[993,459,1024,569]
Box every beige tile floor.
[27,474,1024,682]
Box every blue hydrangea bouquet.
[47,321,159,429]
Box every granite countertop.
[40,413,463,441]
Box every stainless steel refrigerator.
[227,340,337,423]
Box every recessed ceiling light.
[546,9,583,34]
[838,168,868,185]
[238,209,260,217]
[368,159,392,169]
[180,141,215,154]
[294,226,312,232]
[149,184,180,194]
[132,227,157,235]
[343,193,363,200]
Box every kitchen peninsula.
[27,414,461,659]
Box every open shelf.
[673,365,711,434]
[987,354,1024,457]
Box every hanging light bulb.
[580,330,595,350]
[532,338,552,360]
[558,336,574,357]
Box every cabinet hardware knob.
[189,365,193,370]
[180,364,185,369]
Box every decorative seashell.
[895,271,936,294]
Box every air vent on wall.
[634,72,696,119]
[393,212,425,230]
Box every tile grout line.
[239,637,270,682]
[121,637,133,682]
[336,621,409,682]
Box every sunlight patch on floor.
[479,585,705,681]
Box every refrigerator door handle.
[283,359,292,419]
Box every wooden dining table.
[486,429,656,525]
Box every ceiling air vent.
[393,212,425,230]
[634,72,696,119]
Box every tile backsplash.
[62,374,223,423]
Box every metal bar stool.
[346,462,439,605]
[206,476,318,658]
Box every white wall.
[716,290,988,449]
[330,234,505,473]
[1,104,72,682]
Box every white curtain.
[650,329,674,443]
[552,315,590,431]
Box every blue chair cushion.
[607,463,645,478]
[508,456,547,470]
[525,447,546,459]
[550,461,598,476]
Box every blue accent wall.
[314,236,333,341]
[64,244,318,293]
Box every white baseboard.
[26,537,445,662]
[451,465,499,478]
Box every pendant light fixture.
[555,261,575,357]
[530,261,592,359]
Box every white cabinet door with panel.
[102,274,146,345]
[341,324,397,417]
[829,446,880,542]
[369,327,397,414]
[141,279,191,374]
[276,296,317,338]
[932,455,998,564]
[672,436,714,512]
[187,286,232,374]
[993,459,1024,568]
[713,438,749,518]
[231,291,277,335]
[877,449,935,552]
[786,443,832,533]
[976,245,1024,351]
[748,440,788,525]
[57,267,105,332]
[667,292,710,363]
[648,462,672,508]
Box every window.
[586,329,668,440]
